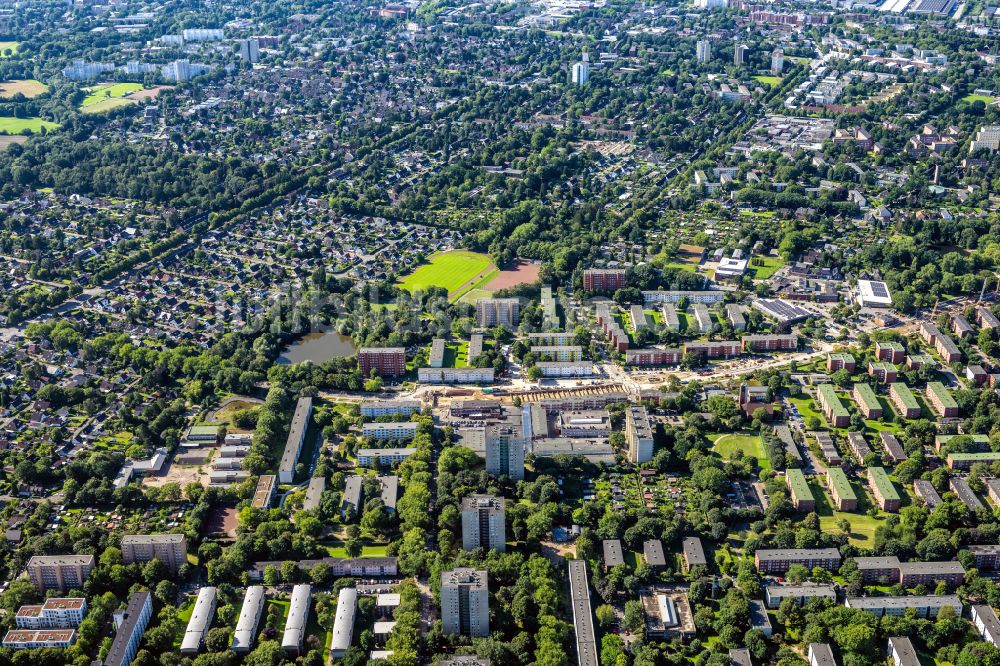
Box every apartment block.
[360,400,421,418]
[826,468,857,511]
[361,421,418,441]
[853,556,901,583]
[441,569,489,637]
[682,537,707,573]
[949,476,984,511]
[625,348,684,366]
[476,298,520,328]
[867,362,897,383]
[847,432,873,463]
[764,584,836,608]
[356,447,417,467]
[827,353,856,373]
[853,383,882,419]
[914,479,943,506]
[626,405,655,464]
[925,382,958,417]
[786,469,815,512]
[935,334,962,364]
[948,451,1000,470]
[742,334,798,352]
[629,305,649,332]
[808,643,837,666]
[429,338,446,368]
[26,555,95,593]
[461,495,506,552]
[972,604,1000,646]
[952,315,974,339]
[888,383,920,419]
[898,561,965,587]
[875,341,905,364]
[817,385,849,428]
[358,347,406,377]
[582,268,626,293]
[691,303,714,333]
[485,424,524,480]
[15,598,87,629]
[683,340,741,358]
[3,629,76,650]
[104,591,153,666]
[754,548,841,574]
[969,545,1000,571]
[880,432,906,463]
[888,636,920,666]
[232,586,265,654]
[844,594,962,619]
[180,586,216,655]
[121,534,188,572]
[661,304,680,330]
[977,306,1000,331]
[531,345,583,362]
[867,467,901,512]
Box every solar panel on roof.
[870,283,888,298]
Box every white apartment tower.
[572,51,590,85]
[461,495,506,552]
[771,49,784,74]
[485,425,524,481]
[441,569,489,637]
[626,405,655,464]
[696,40,712,63]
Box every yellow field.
[0,79,48,99]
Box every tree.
[624,599,645,634]
[595,604,616,628]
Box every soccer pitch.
[398,250,495,295]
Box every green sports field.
[81,83,144,113]
[0,117,59,134]
[398,250,495,295]
[754,75,781,87]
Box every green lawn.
[751,255,784,279]
[323,543,389,557]
[0,116,59,134]
[962,93,996,104]
[712,433,770,472]
[172,597,196,648]
[0,42,18,58]
[81,82,144,107]
[398,250,495,296]
[809,479,885,546]
[754,75,782,87]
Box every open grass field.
[0,42,18,58]
[712,433,765,459]
[0,116,59,134]
[81,83,145,114]
[751,255,784,279]
[754,75,782,87]
[0,79,48,99]
[82,82,144,106]
[962,93,996,104]
[809,478,885,546]
[398,250,495,297]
